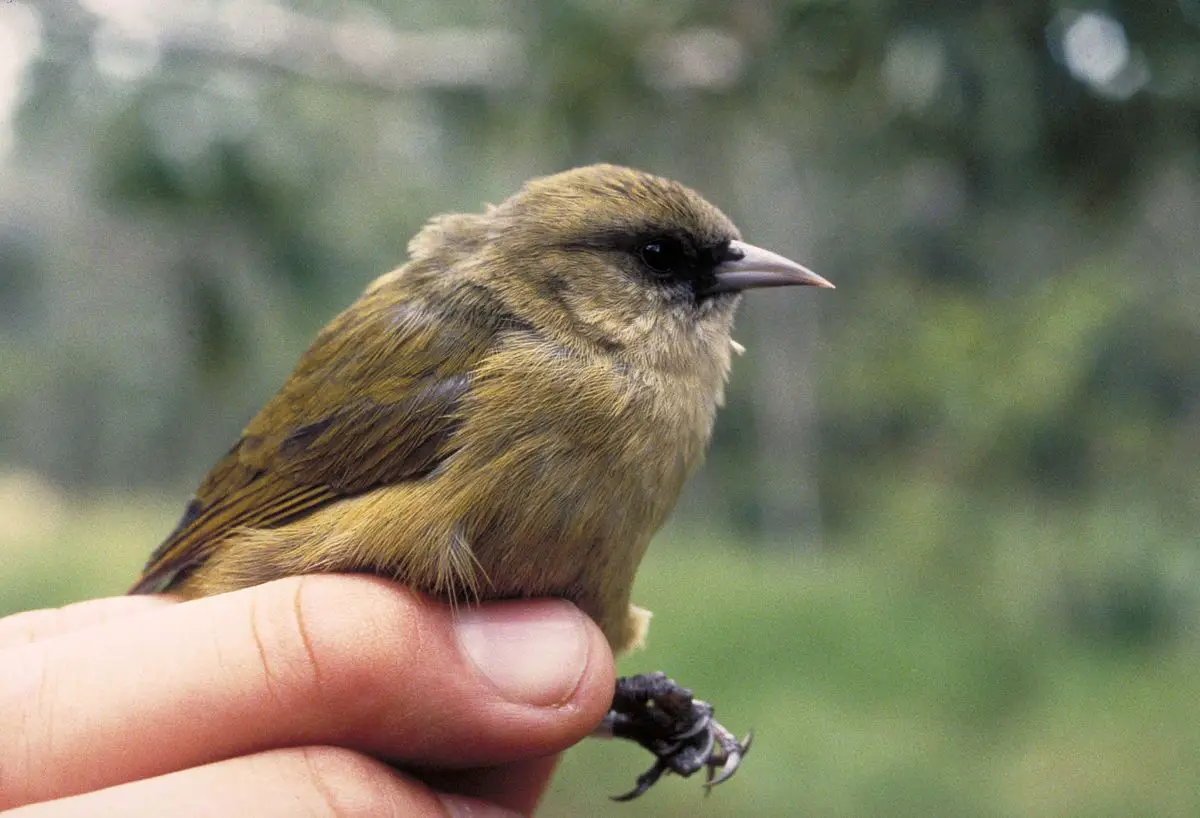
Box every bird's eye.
[639,237,691,276]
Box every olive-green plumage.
[133,164,830,655]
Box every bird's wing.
[131,288,507,594]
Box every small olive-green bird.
[132,164,832,799]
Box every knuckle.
[296,746,410,818]
[244,577,328,713]
[252,576,425,714]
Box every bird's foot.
[602,671,751,801]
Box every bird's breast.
[424,337,727,628]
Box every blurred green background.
[2,0,1199,815]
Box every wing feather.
[131,282,512,593]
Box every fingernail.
[437,794,523,818]
[455,599,589,706]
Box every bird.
[132,163,833,799]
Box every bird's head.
[410,164,832,371]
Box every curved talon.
[704,731,753,792]
[706,752,742,790]
[611,759,667,802]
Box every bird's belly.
[349,407,696,643]
[453,440,678,616]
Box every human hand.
[0,575,615,816]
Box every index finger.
[0,575,614,810]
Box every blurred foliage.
[2,0,1200,814]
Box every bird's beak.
[705,240,834,295]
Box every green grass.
[544,534,1200,817]
[3,492,1199,817]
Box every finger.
[0,596,178,649]
[4,746,517,818]
[423,753,562,815]
[0,574,614,808]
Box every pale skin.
[0,575,615,816]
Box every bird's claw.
[604,672,751,801]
